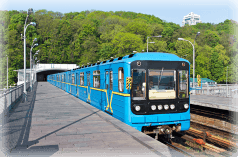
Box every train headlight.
[151,105,156,111]
[184,104,189,109]
[164,104,169,110]
[158,105,163,110]
[170,104,175,110]
[135,105,141,111]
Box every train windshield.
[132,69,146,100]
[148,69,176,100]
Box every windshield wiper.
[158,67,164,88]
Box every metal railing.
[0,82,30,119]
[195,84,238,98]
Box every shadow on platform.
[1,82,59,156]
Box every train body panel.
[48,52,191,133]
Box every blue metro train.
[47,52,190,135]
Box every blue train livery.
[47,52,191,135]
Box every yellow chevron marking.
[78,85,87,88]
[105,90,113,113]
[87,86,91,102]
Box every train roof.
[73,52,190,70]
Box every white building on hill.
[182,12,202,27]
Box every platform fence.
[0,82,31,125]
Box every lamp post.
[35,60,40,81]
[147,35,162,52]
[33,50,39,84]
[226,66,228,97]
[30,40,38,91]
[23,8,36,101]
[178,38,195,93]
[6,55,8,89]
[193,32,200,89]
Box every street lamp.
[226,66,228,97]
[32,56,38,84]
[23,8,36,101]
[178,38,195,94]
[147,35,162,52]
[6,55,8,89]
[30,41,38,91]
[35,60,40,82]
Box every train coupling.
[157,125,172,135]
[143,124,181,136]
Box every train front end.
[128,56,190,135]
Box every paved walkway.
[190,95,237,112]
[1,82,183,157]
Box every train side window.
[87,73,90,86]
[76,73,79,85]
[110,71,113,90]
[118,68,124,92]
[72,73,75,84]
[93,70,100,88]
[69,74,71,83]
[64,74,65,82]
[62,75,64,82]
[80,72,84,85]
[178,70,188,98]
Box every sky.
[0,0,238,26]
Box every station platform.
[190,95,238,112]
[1,82,184,157]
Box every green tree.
[112,32,143,56]
[0,25,7,89]
[228,34,238,58]
[204,30,220,47]
[229,54,238,83]
[210,51,224,82]
[195,45,213,79]
[125,19,151,42]
[146,40,167,52]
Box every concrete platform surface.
[190,95,237,112]
[1,82,185,157]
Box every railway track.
[145,104,238,156]
[149,125,237,157]
[157,135,195,157]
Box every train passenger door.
[105,70,113,115]
[76,73,79,97]
[86,71,91,103]
[69,73,71,93]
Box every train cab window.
[118,68,124,92]
[110,71,113,90]
[87,73,90,86]
[148,69,176,100]
[178,70,189,98]
[93,70,100,88]
[132,69,146,100]
[80,72,84,85]
[72,73,75,84]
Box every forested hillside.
[0,10,237,88]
